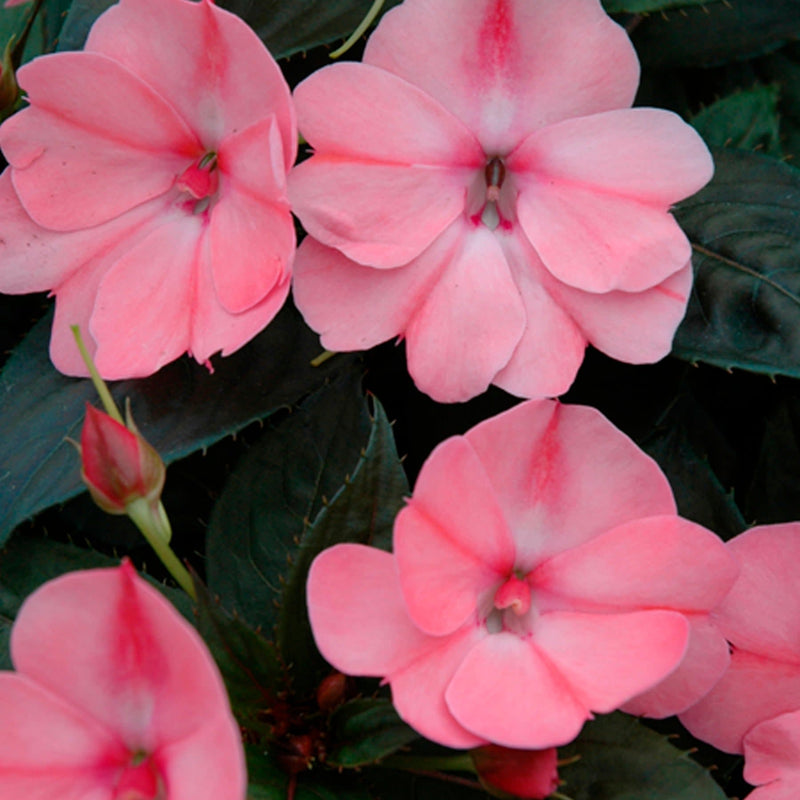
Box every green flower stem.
[127,498,196,600]
[310,349,336,367]
[330,0,385,58]
[70,325,124,424]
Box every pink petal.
[714,523,800,660]
[291,237,439,351]
[623,614,731,718]
[463,399,676,567]
[157,714,247,800]
[514,178,691,294]
[0,673,126,800]
[394,436,516,635]
[510,108,713,208]
[404,223,526,402]
[0,170,99,294]
[445,632,588,749]
[89,213,200,378]
[10,563,237,752]
[389,626,487,749]
[365,0,640,154]
[306,544,436,677]
[211,118,294,313]
[510,109,710,293]
[533,515,738,612]
[288,158,473,268]
[85,0,296,166]
[491,231,587,398]
[189,234,291,367]
[744,710,800,798]
[679,650,800,754]
[293,62,483,167]
[307,544,486,748]
[534,610,689,713]
[1,52,197,231]
[552,262,694,364]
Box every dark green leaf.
[641,395,747,539]
[745,393,800,525]
[603,0,719,12]
[327,698,418,768]
[673,149,800,378]
[193,578,285,737]
[756,43,800,162]
[631,0,800,68]
[246,745,372,800]
[276,396,407,691]
[218,0,401,59]
[0,302,354,545]
[205,366,372,634]
[559,713,727,800]
[692,84,782,157]
[57,0,116,51]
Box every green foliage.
[673,148,800,378]
[559,714,727,800]
[692,84,782,156]
[206,367,407,692]
[326,698,418,768]
[603,0,720,12]
[641,394,747,539]
[630,0,800,68]
[57,0,116,50]
[219,0,402,59]
[0,302,354,545]
[246,744,373,800]
[193,578,286,739]
[205,366,373,633]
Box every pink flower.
[0,561,245,799]
[471,744,559,799]
[289,0,713,403]
[307,399,737,749]
[0,0,296,379]
[680,523,800,754]
[741,710,800,800]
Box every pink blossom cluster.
[0,0,710,401]
[1,0,799,799]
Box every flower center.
[112,750,166,800]
[493,574,531,616]
[175,151,219,215]
[466,156,515,232]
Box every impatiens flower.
[741,710,800,800]
[471,744,559,799]
[289,0,713,403]
[680,523,800,754]
[307,399,737,749]
[0,561,245,799]
[0,0,296,378]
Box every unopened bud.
[471,745,559,800]
[316,672,348,712]
[79,402,170,543]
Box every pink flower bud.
[80,403,165,515]
[471,745,559,800]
